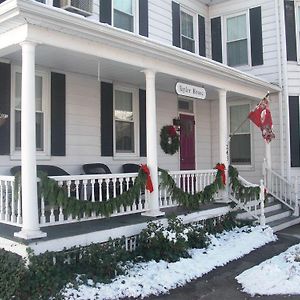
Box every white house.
[0,0,298,256]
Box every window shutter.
[198,15,206,57]
[289,96,300,167]
[250,6,263,66]
[139,0,148,37]
[53,0,60,7]
[139,89,146,157]
[172,1,180,47]
[101,82,113,156]
[0,63,11,155]
[100,0,112,25]
[51,72,66,156]
[211,17,222,63]
[284,0,297,61]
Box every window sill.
[10,153,51,161]
[113,154,140,161]
[231,164,254,172]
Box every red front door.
[180,114,195,170]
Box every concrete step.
[268,216,300,232]
[264,201,282,213]
[264,208,291,223]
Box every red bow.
[168,126,177,137]
[215,163,226,185]
[140,164,154,193]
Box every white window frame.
[224,11,251,67]
[113,84,139,159]
[296,4,300,64]
[180,6,198,54]
[10,65,50,160]
[228,101,253,169]
[112,0,138,33]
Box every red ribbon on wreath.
[140,164,154,193]
[215,163,226,185]
[168,125,177,137]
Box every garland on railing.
[228,165,260,201]
[15,170,148,218]
[159,165,225,210]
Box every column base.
[14,229,47,240]
[142,210,165,217]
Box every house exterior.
[0,0,299,255]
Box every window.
[114,87,138,155]
[113,0,134,32]
[226,14,248,66]
[178,99,194,113]
[180,10,195,53]
[12,68,49,155]
[229,104,251,165]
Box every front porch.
[0,0,284,251]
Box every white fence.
[0,176,22,227]
[158,169,217,208]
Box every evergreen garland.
[160,125,180,155]
[159,167,224,210]
[228,165,260,201]
[15,170,147,218]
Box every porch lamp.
[0,113,8,128]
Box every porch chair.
[82,163,114,200]
[10,165,70,177]
[122,163,140,173]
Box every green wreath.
[160,125,180,155]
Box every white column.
[142,70,164,217]
[265,141,272,169]
[219,89,228,167]
[219,89,229,202]
[14,42,46,240]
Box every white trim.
[10,64,50,160]
[223,10,251,67]
[295,3,300,65]
[113,84,139,159]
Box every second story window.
[226,14,248,66]
[113,0,134,32]
[180,10,195,53]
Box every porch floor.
[1,203,229,245]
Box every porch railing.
[39,173,148,226]
[0,176,22,227]
[264,163,299,216]
[158,169,217,208]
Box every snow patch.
[236,243,300,296]
[62,226,276,300]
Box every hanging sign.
[175,82,206,100]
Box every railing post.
[260,179,266,226]
[293,176,299,217]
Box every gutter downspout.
[278,0,291,180]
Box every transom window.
[180,10,195,53]
[114,88,138,155]
[113,0,134,32]
[178,99,194,113]
[13,71,47,152]
[226,14,248,66]
[229,104,251,165]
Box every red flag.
[248,94,275,143]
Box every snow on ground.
[62,226,276,300]
[236,243,300,296]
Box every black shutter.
[198,15,206,57]
[284,0,297,61]
[100,0,112,25]
[53,0,60,7]
[139,0,148,37]
[0,63,10,155]
[139,89,146,157]
[51,72,66,156]
[101,82,113,156]
[289,96,300,167]
[250,7,263,66]
[172,1,180,47]
[211,17,222,63]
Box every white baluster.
[10,181,16,223]
[40,195,46,224]
[16,185,22,224]
[75,180,80,200]
[5,181,9,221]
[0,181,3,220]
[260,179,266,226]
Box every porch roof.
[0,0,281,99]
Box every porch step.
[268,216,300,232]
[263,208,291,223]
